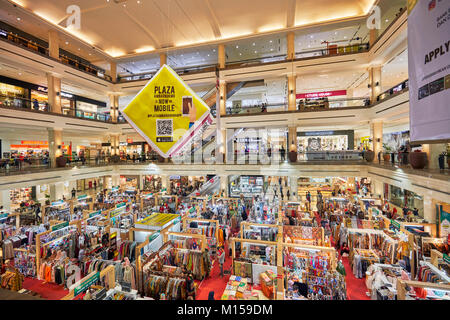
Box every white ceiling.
[2,0,376,60]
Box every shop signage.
[390,220,401,231]
[116,202,126,209]
[127,138,133,144]
[51,200,65,206]
[73,272,100,296]
[169,175,181,180]
[119,142,128,146]
[148,231,160,242]
[77,194,88,201]
[444,254,450,265]
[52,221,69,232]
[407,0,450,142]
[89,210,102,218]
[0,213,8,219]
[111,187,119,192]
[439,204,450,239]
[296,90,346,99]
[119,64,212,158]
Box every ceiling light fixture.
[16,17,21,21]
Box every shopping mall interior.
[0,0,449,303]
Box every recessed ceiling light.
[137,0,141,3]
[236,45,239,49]
[252,43,255,46]
[123,4,126,7]
[344,36,347,39]
[254,51,257,53]
[212,49,215,52]
[18,72,22,75]
[239,53,242,55]
[17,17,21,21]
[65,41,69,45]
[78,48,80,50]
[270,48,273,51]
[207,54,210,56]
[310,35,314,38]
[385,19,389,22]
[269,40,272,43]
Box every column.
[369,28,379,47]
[287,31,295,60]
[219,80,226,115]
[1,190,11,212]
[218,44,225,69]
[288,127,297,153]
[370,121,383,161]
[49,182,64,202]
[109,94,119,123]
[161,175,169,190]
[110,134,120,156]
[138,174,144,190]
[1,138,10,159]
[111,175,120,188]
[160,53,167,66]
[287,75,296,111]
[289,176,298,201]
[48,30,60,60]
[48,128,63,168]
[368,66,382,104]
[110,61,117,83]
[47,73,62,113]
[423,196,438,224]
[372,179,384,199]
[220,175,228,197]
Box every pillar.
[288,127,297,153]
[48,128,63,168]
[218,44,225,69]
[370,121,383,160]
[47,73,62,113]
[161,175,169,190]
[289,176,298,201]
[160,53,167,66]
[110,61,117,83]
[287,31,295,60]
[138,174,144,190]
[48,30,60,60]
[372,179,384,199]
[369,28,379,47]
[423,196,438,224]
[219,80,226,116]
[287,75,296,111]
[49,182,64,202]
[220,175,228,197]
[111,175,120,188]
[1,138,10,159]
[1,190,11,212]
[368,66,382,104]
[110,134,120,156]
[109,94,119,123]
[423,143,446,169]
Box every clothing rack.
[164,232,206,250]
[35,219,81,273]
[396,279,450,300]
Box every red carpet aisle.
[341,256,370,300]
[22,277,69,300]
[196,243,232,300]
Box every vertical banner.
[407,0,450,142]
[439,203,450,239]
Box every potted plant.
[55,155,67,167]
[382,143,392,162]
[409,147,428,169]
[288,142,298,163]
[363,149,375,162]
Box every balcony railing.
[0,32,112,82]
[375,79,409,104]
[294,43,369,60]
[0,95,114,123]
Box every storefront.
[297,130,354,152]
[230,175,264,198]
[384,183,424,217]
[0,75,106,115]
[382,130,410,152]
[76,177,103,192]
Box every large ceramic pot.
[363,150,374,162]
[55,156,67,167]
[383,153,391,162]
[409,152,427,169]
[288,151,298,163]
[110,155,120,163]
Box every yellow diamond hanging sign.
[119,64,213,158]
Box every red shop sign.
[296,90,347,99]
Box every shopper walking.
[71,188,76,199]
[218,246,225,278]
[208,291,215,300]
[287,189,290,200]
[280,145,286,162]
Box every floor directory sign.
[407,0,450,142]
[120,64,212,158]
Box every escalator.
[189,175,221,197]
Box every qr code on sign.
[156,119,173,136]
